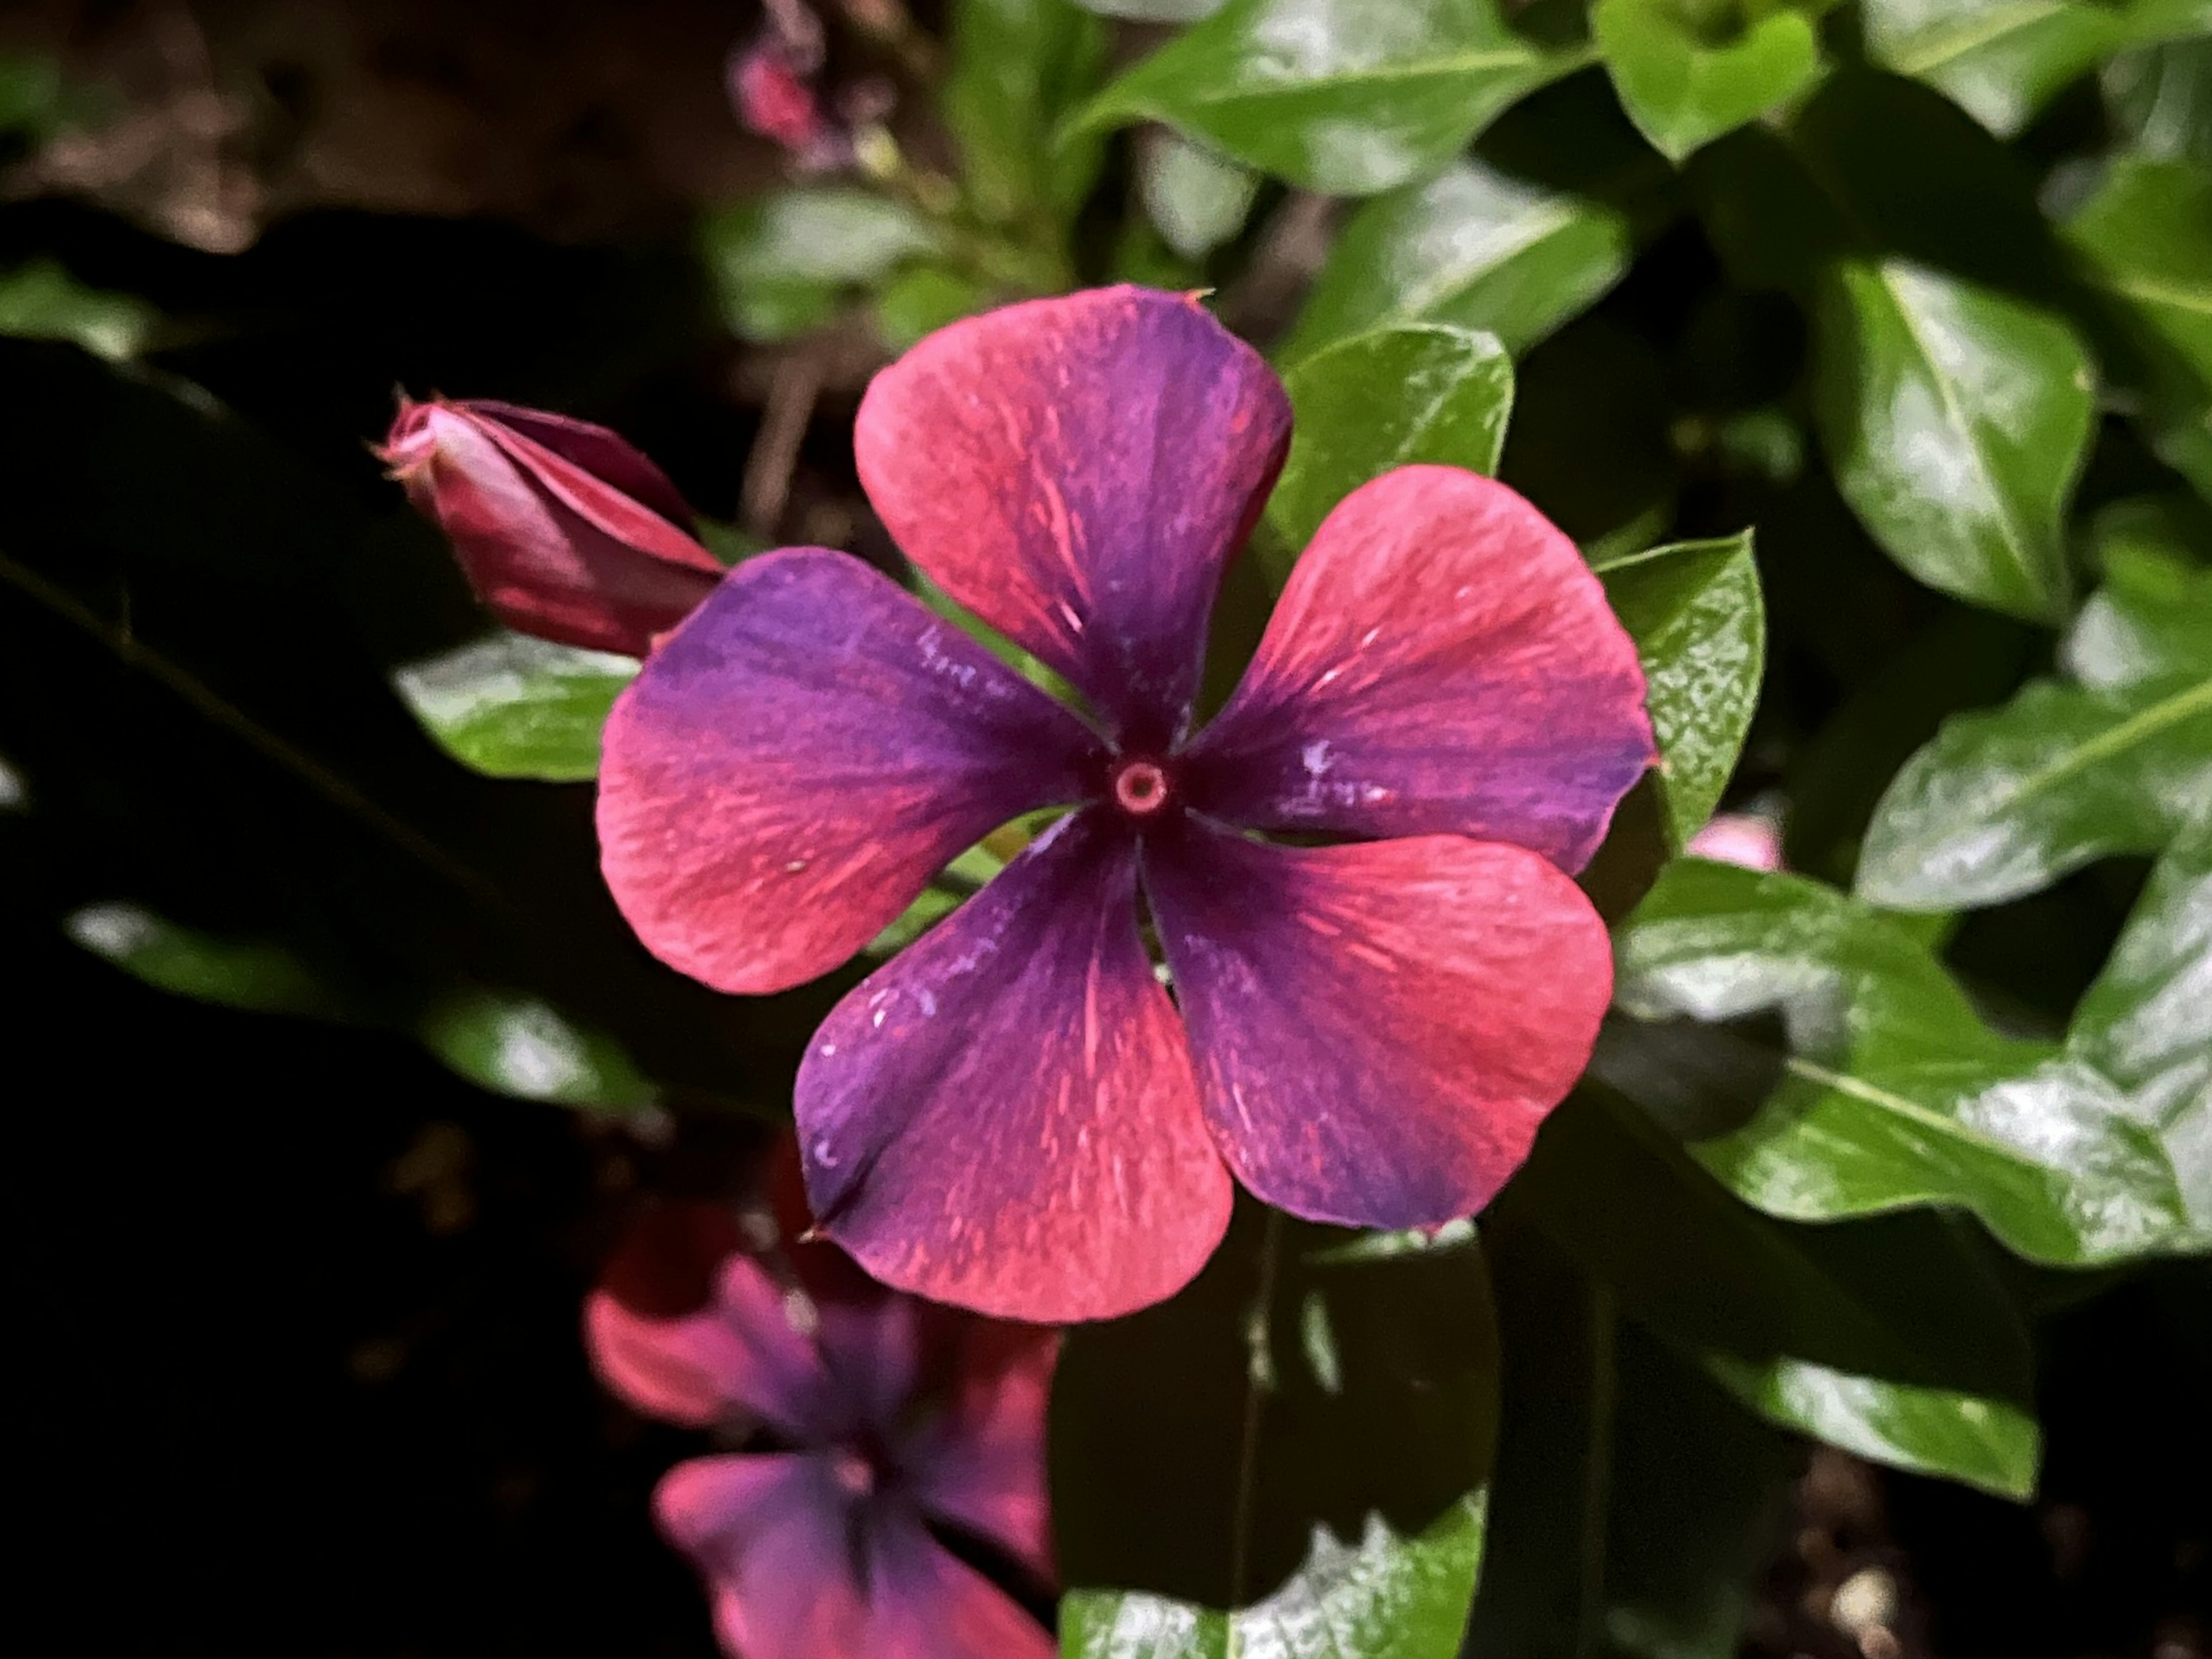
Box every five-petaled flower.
[381,395,725,658]
[597,286,1655,1323]
[586,1159,1057,1659]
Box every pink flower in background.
[596,286,1654,1323]
[587,1165,1056,1659]
[1686,811,1785,872]
[381,396,724,658]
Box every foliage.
[2,2,2208,1656]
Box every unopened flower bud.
[380,396,724,658]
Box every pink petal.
[1185,467,1654,873]
[456,398,702,529]
[902,1320,1058,1580]
[597,548,1104,995]
[657,1456,1051,1659]
[1145,823,1614,1230]
[384,397,724,657]
[795,810,1233,1323]
[584,1252,831,1437]
[854,287,1291,746]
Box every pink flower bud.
[731,42,831,154]
[380,396,725,658]
[1687,811,1786,872]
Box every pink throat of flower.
[1111,758,1173,817]
[829,1447,877,1499]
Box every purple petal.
[854,287,1291,747]
[584,1252,832,1438]
[657,1455,1051,1659]
[902,1320,1058,1580]
[796,810,1233,1323]
[1184,467,1653,873]
[598,548,1104,995]
[1144,821,1615,1230]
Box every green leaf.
[1507,1088,2041,1497]
[1140,130,1261,261]
[1813,259,2093,623]
[1283,161,1633,362]
[1865,0,2133,137]
[873,264,991,352]
[420,988,659,1112]
[1699,1350,2038,1498]
[1855,679,2212,910]
[1060,1498,1488,1659]
[1052,1207,1497,1627]
[699,190,938,342]
[1595,533,1767,850]
[2103,37,2212,165]
[1614,858,2191,1264]
[64,901,337,1017]
[2071,819,2212,1232]
[1592,0,1823,164]
[2066,155,2212,387]
[1064,0,1589,196]
[1262,324,1514,581]
[0,260,155,361]
[946,0,1109,230]
[389,631,635,783]
[1073,0,1228,17]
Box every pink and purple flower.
[596,286,1654,1323]
[586,1168,1056,1659]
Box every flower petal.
[1145,823,1613,1229]
[584,1252,831,1437]
[387,398,724,657]
[1185,467,1653,873]
[460,397,703,529]
[796,810,1232,1322]
[902,1320,1058,1580]
[854,286,1291,746]
[598,548,1104,995]
[657,1456,1052,1659]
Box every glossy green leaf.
[1284,161,1633,362]
[1855,678,2212,910]
[1061,1498,1488,1659]
[65,901,336,1017]
[1699,1351,2038,1498]
[1263,324,1514,581]
[2062,532,2212,694]
[390,631,637,783]
[1509,1086,2041,1496]
[1065,0,1589,196]
[420,989,658,1112]
[2066,155,2212,387]
[1592,0,1822,164]
[1596,533,1767,850]
[1615,859,2191,1264]
[699,190,938,342]
[1813,259,2093,623]
[1073,0,1227,17]
[873,264,991,352]
[0,260,154,361]
[946,0,1109,230]
[1053,1207,1497,1626]
[1141,130,1260,261]
[2072,820,2212,1233]
[2103,37,2212,164]
[1865,0,2133,137]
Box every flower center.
[1111,757,1173,818]
[829,1447,878,1499]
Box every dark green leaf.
[699,191,938,342]
[873,264,991,352]
[1072,0,1228,17]
[1060,1499,1488,1659]
[1813,259,2093,622]
[389,631,636,783]
[420,988,659,1113]
[1052,1206,1497,1623]
[1615,859,2191,1264]
[64,900,339,1017]
[2103,37,2212,164]
[1065,0,1589,196]
[945,0,1109,230]
[1263,324,1514,581]
[1283,161,1633,361]
[1592,0,1822,164]
[2066,155,2212,388]
[1595,533,1767,850]
[0,260,154,360]
[1865,0,2133,137]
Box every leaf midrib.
[1123,43,1593,109]
[1884,0,2084,77]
